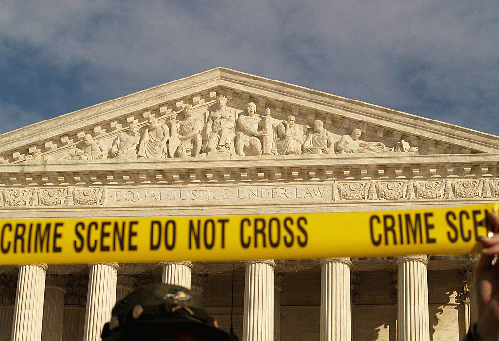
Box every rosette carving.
[337,182,367,200]
[72,187,106,206]
[413,181,445,199]
[453,180,482,199]
[3,188,35,206]
[36,188,69,206]
[378,181,407,200]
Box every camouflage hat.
[101,283,232,341]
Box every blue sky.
[1,0,498,136]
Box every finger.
[480,233,499,247]
[481,244,499,256]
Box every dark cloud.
[1,0,498,135]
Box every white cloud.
[1,0,498,135]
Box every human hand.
[475,212,499,341]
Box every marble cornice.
[0,154,497,186]
[0,153,498,173]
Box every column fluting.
[320,258,352,341]
[397,255,430,341]
[11,264,48,341]
[82,263,118,341]
[242,260,275,341]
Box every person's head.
[264,108,271,116]
[351,128,362,140]
[101,284,232,341]
[247,102,257,115]
[287,115,296,126]
[148,115,158,127]
[184,105,193,118]
[129,122,140,135]
[217,96,228,109]
[84,134,94,144]
[313,120,323,132]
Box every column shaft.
[397,255,430,341]
[161,262,192,289]
[11,264,47,341]
[82,263,118,341]
[242,260,275,341]
[320,258,352,341]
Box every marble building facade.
[0,68,498,340]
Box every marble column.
[11,264,47,341]
[320,258,352,341]
[82,263,118,341]
[160,262,192,289]
[397,255,430,341]
[41,275,66,341]
[242,260,275,341]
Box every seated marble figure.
[203,96,236,155]
[110,122,141,160]
[235,102,265,156]
[276,115,307,155]
[171,105,204,158]
[138,115,170,159]
[79,134,107,160]
[303,120,335,154]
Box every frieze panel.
[3,188,36,206]
[336,182,369,201]
[0,187,106,207]
[72,187,106,206]
[0,178,498,208]
[377,181,408,201]
[4,94,427,164]
[413,181,446,200]
[333,179,499,201]
[37,188,69,206]
[453,180,482,199]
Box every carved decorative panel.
[3,189,35,206]
[36,188,69,206]
[378,181,407,201]
[72,188,106,206]
[413,181,445,200]
[453,180,482,199]
[337,182,368,201]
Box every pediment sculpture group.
[71,96,417,161]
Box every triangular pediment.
[1,67,499,165]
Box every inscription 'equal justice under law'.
[108,185,329,203]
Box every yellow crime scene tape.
[0,203,498,265]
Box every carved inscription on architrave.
[0,179,497,208]
[106,184,331,207]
